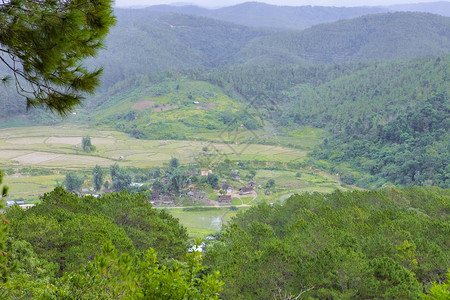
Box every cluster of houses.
[67,169,272,208]
[71,187,113,198]
[5,200,35,210]
[217,177,258,204]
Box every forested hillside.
[237,12,450,64]
[3,9,450,117]
[204,55,450,188]
[5,188,188,275]
[389,1,450,16]
[93,10,450,88]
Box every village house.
[102,188,112,194]
[18,204,35,210]
[187,189,206,200]
[239,186,254,195]
[5,201,35,210]
[247,180,256,187]
[229,173,240,180]
[161,196,174,206]
[200,170,212,176]
[221,184,233,194]
[151,190,161,200]
[219,194,232,204]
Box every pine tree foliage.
[0,0,115,116]
[0,170,9,282]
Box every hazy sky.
[114,0,447,8]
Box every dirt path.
[157,204,253,210]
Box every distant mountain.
[388,1,450,17]
[207,2,389,30]
[94,10,450,87]
[144,2,389,30]
[236,12,450,64]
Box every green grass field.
[166,207,238,238]
[4,174,64,202]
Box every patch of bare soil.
[196,102,218,110]
[206,102,218,109]
[46,137,81,145]
[132,100,156,110]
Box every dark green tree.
[110,164,131,192]
[109,163,120,179]
[265,178,275,188]
[152,180,163,192]
[63,173,83,191]
[149,167,161,179]
[206,174,219,189]
[0,0,115,116]
[168,169,189,194]
[82,136,95,153]
[92,165,103,191]
[169,157,179,169]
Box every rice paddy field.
[166,207,241,238]
[0,126,308,170]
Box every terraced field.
[0,126,308,169]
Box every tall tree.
[169,157,179,169]
[206,174,219,189]
[82,136,95,153]
[0,0,115,116]
[110,164,131,192]
[92,165,103,191]
[64,173,83,192]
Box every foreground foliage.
[5,188,188,275]
[1,188,220,298]
[204,187,450,299]
[46,242,222,299]
[0,0,115,115]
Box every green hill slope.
[89,75,257,140]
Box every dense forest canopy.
[205,187,450,299]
